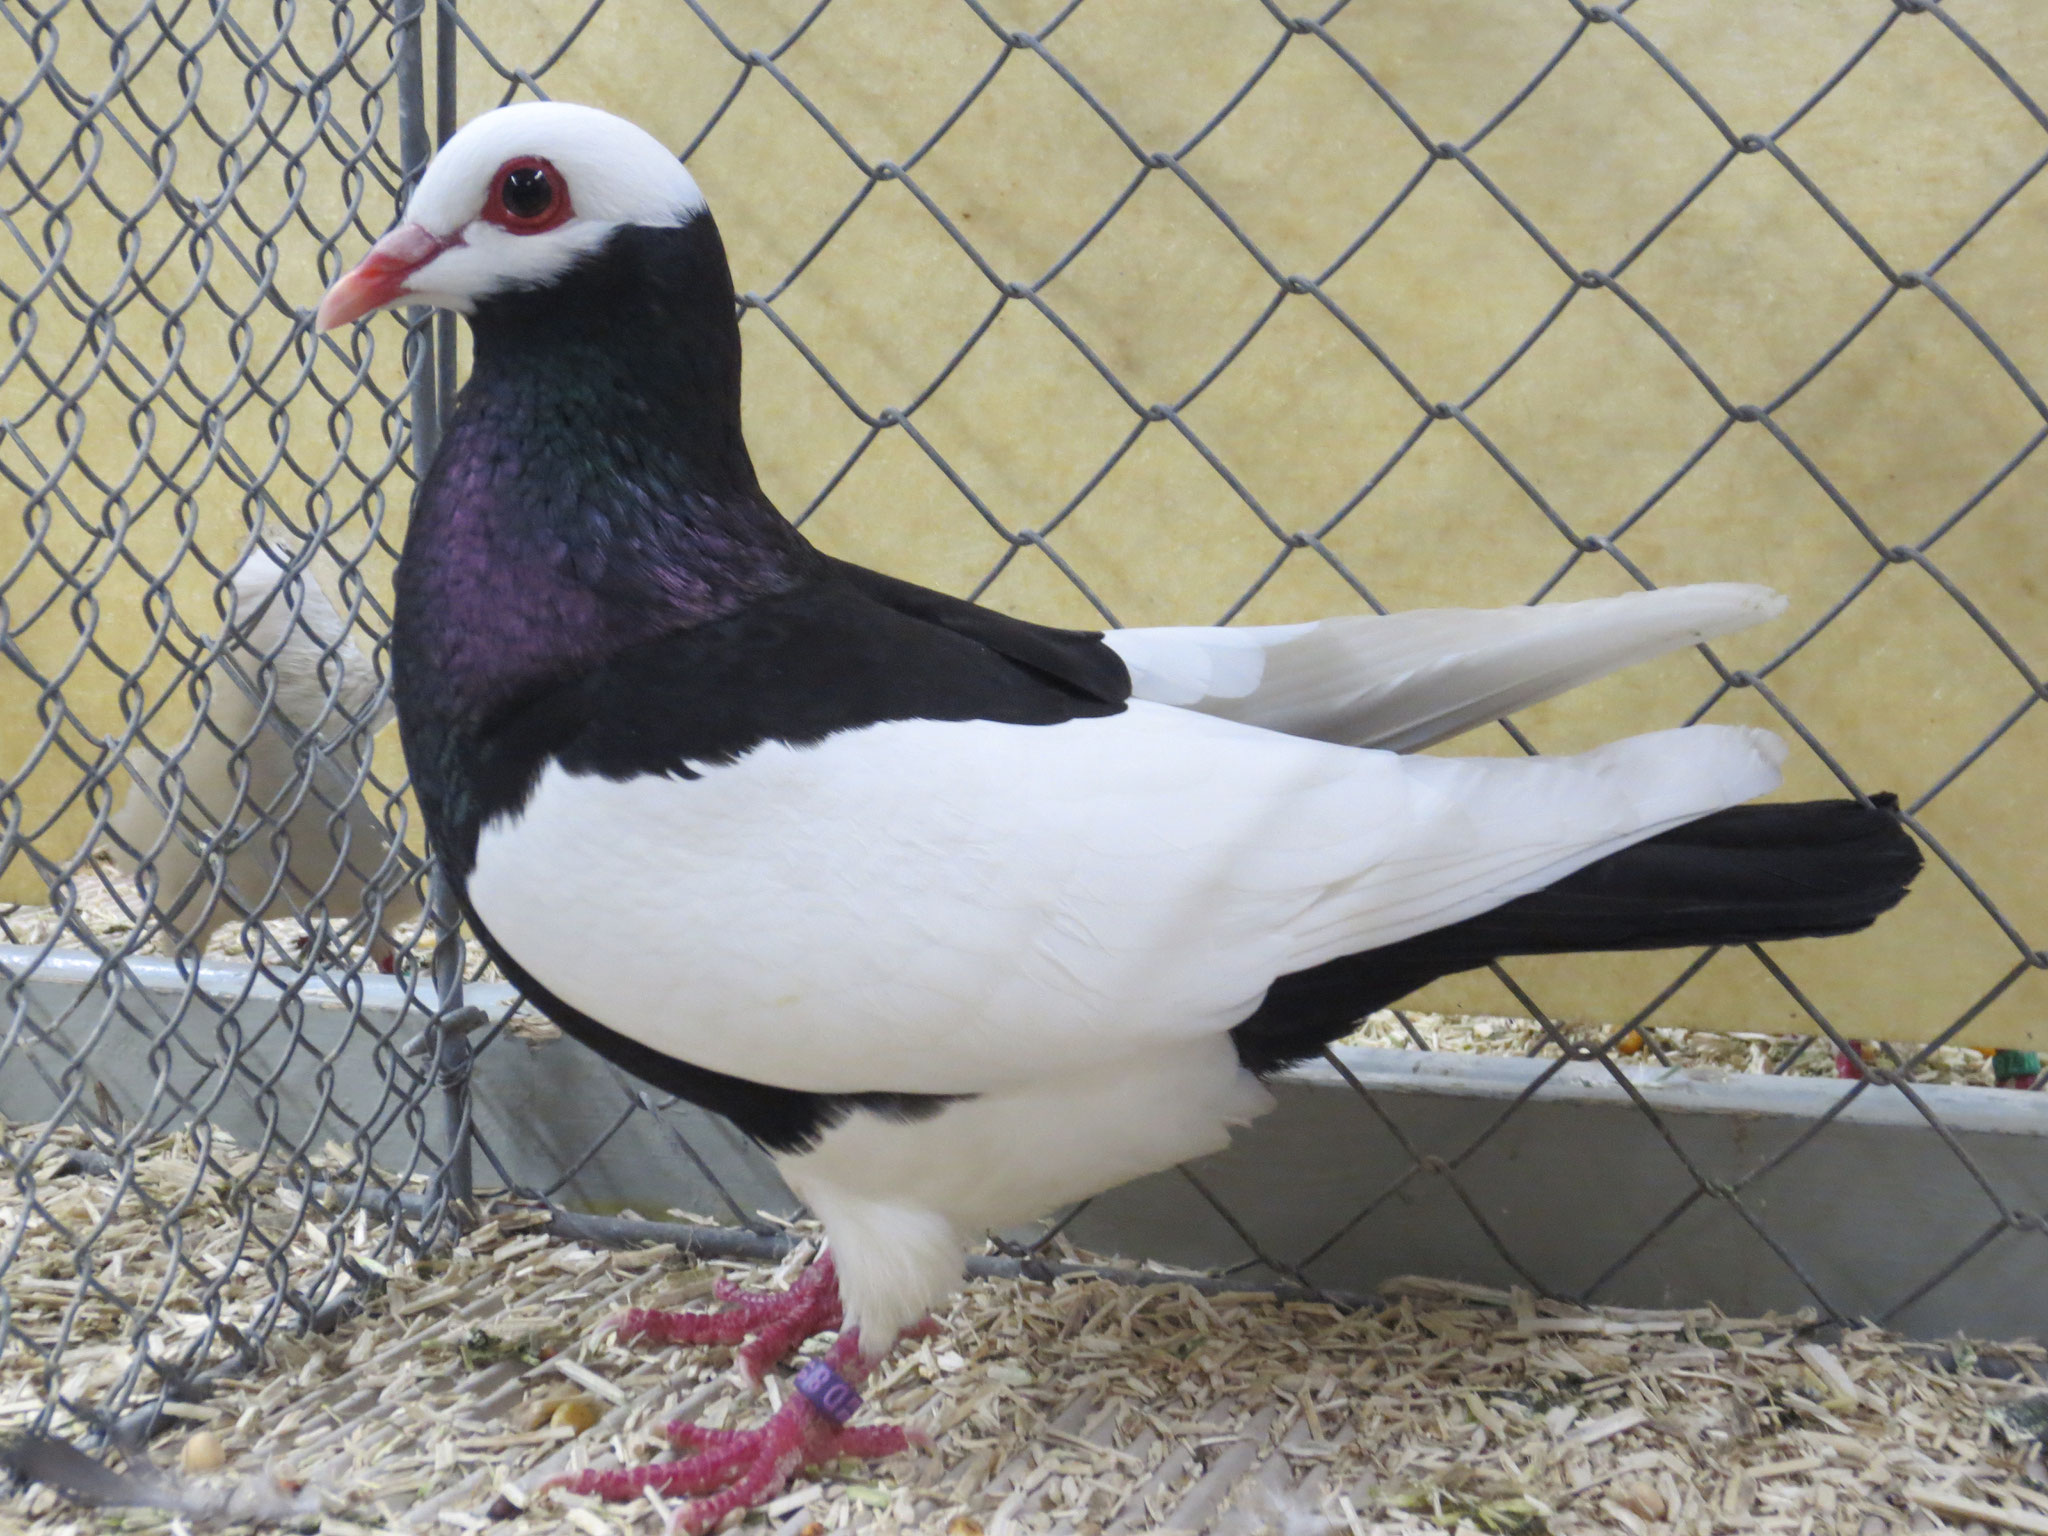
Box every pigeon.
[318,101,1921,1531]
[102,547,422,966]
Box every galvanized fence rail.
[3,0,2046,1448]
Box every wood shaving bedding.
[1338,1009,2006,1088]
[0,873,558,1040]
[1,863,427,973]
[5,1129,2044,1534]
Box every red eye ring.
[481,155,572,234]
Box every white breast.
[777,1035,1275,1345]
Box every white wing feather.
[1105,583,1785,752]
[468,706,1784,1097]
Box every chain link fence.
[4,0,2047,1452]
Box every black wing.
[824,556,1130,708]
[460,562,1130,864]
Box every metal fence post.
[394,0,476,1215]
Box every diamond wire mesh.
[2,0,2047,1449]
[0,0,460,1441]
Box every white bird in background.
[318,102,1921,1531]
[103,547,422,967]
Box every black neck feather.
[393,212,819,838]
[466,216,767,505]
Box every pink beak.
[316,223,455,330]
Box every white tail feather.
[1284,723,1789,972]
[1106,583,1785,752]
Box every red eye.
[481,156,572,234]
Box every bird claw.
[607,1251,844,1382]
[569,1255,930,1526]
[546,1334,917,1534]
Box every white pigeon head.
[317,102,705,329]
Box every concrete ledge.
[1309,1039,2048,1137]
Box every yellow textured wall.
[5,1,2045,1048]
[0,2,418,904]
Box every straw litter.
[0,872,561,1040]
[5,1124,2046,1535]
[1336,1010,2010,1087]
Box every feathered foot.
[544,1332,921,1535]
[610,1250,844,1382]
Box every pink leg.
[545,1330,923,1535]
[611,1250,844,1382]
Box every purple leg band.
[792,1358,862,1425]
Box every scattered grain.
[179,1430,225,1473]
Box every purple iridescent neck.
[394,214,818,724]
[401,445,806,716]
